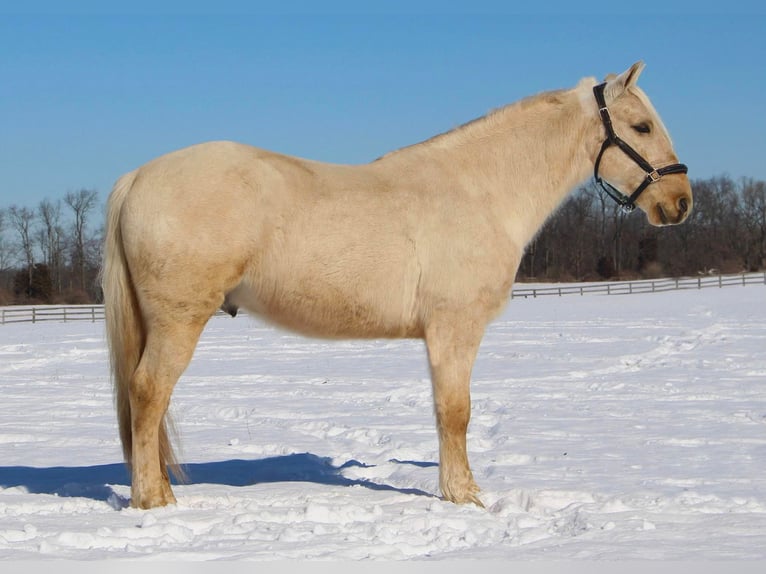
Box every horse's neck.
[453,87,597,248]
[387,83,599,250]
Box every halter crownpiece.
[592,82,688,213]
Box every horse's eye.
[632,122,651,134]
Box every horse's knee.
[435,395,470,430]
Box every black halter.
[593,82,688,213]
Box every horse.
[102,62,692,509]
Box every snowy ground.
[0,284,765,560]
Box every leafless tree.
[64,189,99,294]
[741,178,766,271]
[7,205,37,296]
[0,208,8,270]
[0,208,13,290]
[518,175,766,282]
[38,198,65,294]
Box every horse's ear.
[603,61,645,103]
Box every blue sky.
[1,7,764,208]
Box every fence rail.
[2,272,764,325]
[0,305,105,325]
[511,271,766,299]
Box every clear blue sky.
[1,6,764,208]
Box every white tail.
[101,170,184,481]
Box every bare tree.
[552,190,596,279]
[38,198,65,296]
[0,209,7,298]
[0,208,8,271]
[0,208,12,293]
[7,205,37,297]
[64,189,99,294]
[741,178,766,271]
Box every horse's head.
[590,61,692,227]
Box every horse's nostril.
[656,203,669,225]
[678,197,689,215]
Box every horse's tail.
[101,171,184,480]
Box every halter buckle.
[647,170,661,183]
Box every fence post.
[32,308,36,323]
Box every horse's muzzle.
[653,190,692,226]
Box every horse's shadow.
[0,453,437,508]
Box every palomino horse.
[102,62,692,509]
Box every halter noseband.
[593,82,688,213]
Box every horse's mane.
[373,89,569,162]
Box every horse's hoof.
[441,483,485,508]
[130,491,177,510]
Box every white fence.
[1,272,764,325]
[0,305,105,325]
[511,271,766,299]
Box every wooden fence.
[511,271,766,299]
[0,305,105,325]
[1,272,764,325]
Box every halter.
[592,82,688,213]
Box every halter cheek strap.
[593,82,688,213]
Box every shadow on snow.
[0,453,437,506]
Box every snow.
[1,284,765,560]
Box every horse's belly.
[227,270,422,340]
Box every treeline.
[0,175,764,305]
[518,175,766,282]
[0,189,103,305]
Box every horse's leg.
[425,313,485,507]
[130,315,208,509]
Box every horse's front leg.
[425,315,485,507]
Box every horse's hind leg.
[129,314,208,509]
[425,313,485,507]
